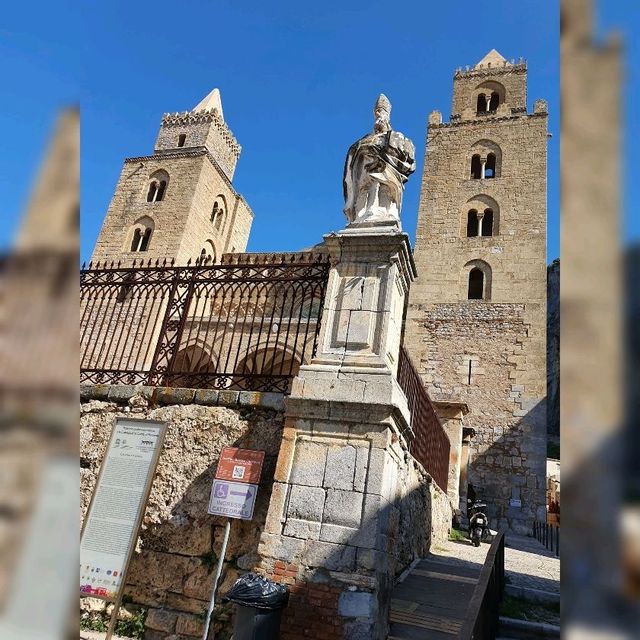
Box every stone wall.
[80,386,285,640]
[257,411,452,640]
[406,53,547,534]
[547,259,560,441]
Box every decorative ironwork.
[397,345,450,493]
[80,253,330,393]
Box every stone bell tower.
[404,50,548,533]
[91,88,253,265]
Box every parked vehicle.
[468,500,490,547]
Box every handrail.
[458,531,506,640]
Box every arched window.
[128,216,155,252]
[468,269,484,300]
[464,260,492,300]
[200,240,216,265]
[485,153,496,178]
[178,134,186,147]
[146,170,169,203]
[210,197,227,231]
[489,92,500,111]
[470,155,482,179]
[476,94,488,114]
[482,209,494,236]
[467,210,479,237]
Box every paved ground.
[431,533,560,595]
[389,533,560,638]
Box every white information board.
[80,418,165,601]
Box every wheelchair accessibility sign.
[207,480,258,520]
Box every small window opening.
[489,92,499,111]
[140,227,152,251]
[130,228,142,251]
[470,155,482,179]
[467,210,479,237]
[156,180,167,201]
[482,209,494,236]
[117,273,135,303]
[476,94,487,114]
[178,134,186,147]
[468,268,484,299]
[467,360,473,385]
[146,181,158,203]
[210,202,219,223]
[485,153,496,178]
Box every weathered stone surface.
[287,484,325,522]
[324,445,356,490]
[146,608,178,633]
[323,489,363,528]
[304,540,356,571]
[289,441,327,487]
[80,396,284,639]
[338,591,376,618]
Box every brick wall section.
[260,562,344,640]
[406,53,547,534]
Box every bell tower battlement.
[91,88,253,266]
[154,89,241,181]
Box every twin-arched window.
[467,208,494,237]
[146,170,169,203]
[211,197,227,232]
[199,240,217,265]
[129,216,155,252]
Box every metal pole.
[202,519,231,640]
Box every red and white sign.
[215,448,265,485]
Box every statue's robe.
[343,129,416,223]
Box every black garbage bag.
[223,572,289,610]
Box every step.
[499,616,560,640]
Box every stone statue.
[343,94,416,227]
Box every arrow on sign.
[230,488,253,498]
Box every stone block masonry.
[406,50,547,534]
[80,385,285,640]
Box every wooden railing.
[458,531,505,640]
[397,346,451,493]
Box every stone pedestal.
[257,227,429,640]
[433,401,469,507]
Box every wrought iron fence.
[80,253,330,393]
[533,521,560,557]
[397,346,450,493]
[458,531,505,640]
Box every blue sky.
[0,0,635,261]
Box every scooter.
[468,500,490,547]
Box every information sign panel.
[80,418,166,601]
[215,448,265,484]
[207,480,258,520]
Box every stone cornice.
[428,111,547,131]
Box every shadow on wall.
[465,399,547,535]
[79,397,286,640]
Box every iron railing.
[397,346,450,493]
[80,253,330,393]
[458,531,506,640]
[533,521,560,557]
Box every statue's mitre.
[375,94,391,114]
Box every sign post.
[202,447,265,640]
[80,418,166,640]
